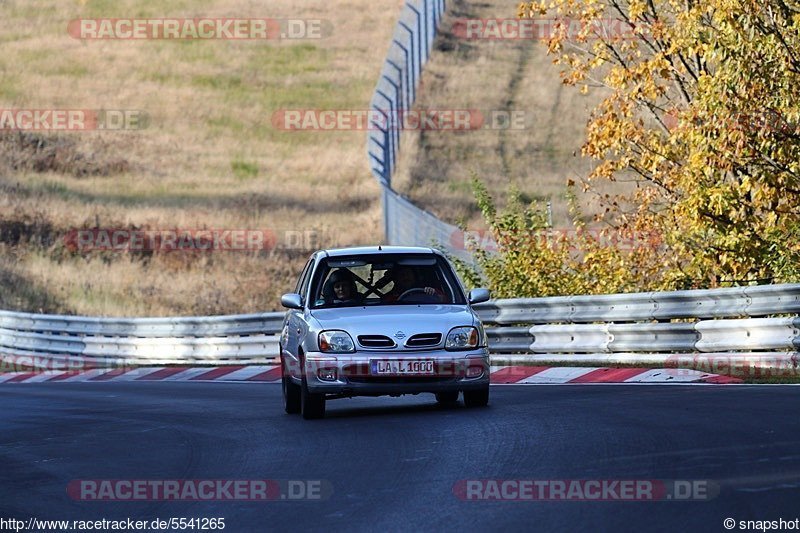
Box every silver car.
[279,246,491,419]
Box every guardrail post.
[375,89,398,180]
[422,0,430,63]
[399,20,417,102]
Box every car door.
[282,255,315,377]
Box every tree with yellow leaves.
[509,0,800,288]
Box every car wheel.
[463,386,489,408]
[435,391,459,405]
[282,363,301,415]
[300,376,326,420]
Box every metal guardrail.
[488,319,799,355]
[694,317,800,352]
[1,284,799,369]
[0,310,283,336]
[478,284,800,356]
[0,311,284,368]
[473,284,800,324]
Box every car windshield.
[309,253,466,308]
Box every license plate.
[371,359,435,375]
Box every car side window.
[295,258,314,300]
[298,258,316,302]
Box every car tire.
[282,363,301,414]
[300,376,326,420]
[463,386,489,408]
[435,391,459,405]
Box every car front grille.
[357,335,396,348]
[405,333,442,348]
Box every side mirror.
[281,293,303,310]
[468,288,490,305]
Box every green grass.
[0,78,21,100]
[191,74,243,91]
[231,158,258,180]
[153,42,361,142]
[173,41,219,63]
[250,43,326,75]
[16,48,52,62]
[82,0,216,18]
[52,62,90,77]
[205,114,250,138]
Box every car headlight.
[445,326,479,350]
[318,330,355,353]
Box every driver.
[382,266,442,303]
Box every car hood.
[309,305,476,338]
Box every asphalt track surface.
[1,383,799,532]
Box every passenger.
[327,269,362,304]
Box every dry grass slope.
[392,0,623,229]
[0,0,399,315]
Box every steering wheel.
[397,288,439,303]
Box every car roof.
[320,246,440,258]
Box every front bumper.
[300,348,490,396]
